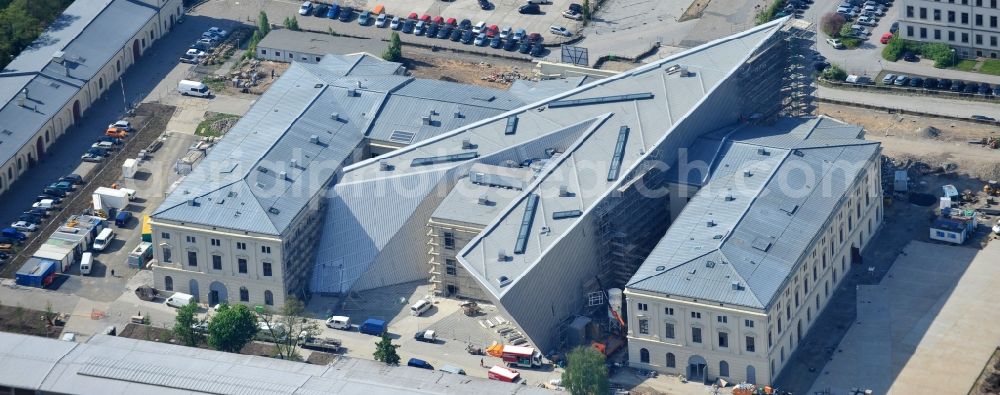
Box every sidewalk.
[816,85,998,118]
[884,58,1000,85]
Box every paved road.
[817,85,999,118]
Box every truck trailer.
[501,345,543,368]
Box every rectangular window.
[919,7,927,19]
[963,13,969,24]
[977,14,984,26]
[977,34,984,44]
[692,327,702,343]
[275,51,281,57]
[977,0,983,6]
[992,36,998,46]
[261,49,267,55]
[443,232,455,250]
[637,303,648,311]
[948,10,956,22]
[445,259,457,276]
[211,238,220,246]
[212,255,222,270]
[665,322,675,339]
[907,26,915,37]
[161,232,171,240]
[934,29,941,40]
[920,27,927,39]
[261,245,271,254]
[746,336,756,352]
[263,262,272,277]
[949,31,956,41]
[719,332,729,348]
[186,235,196,243]
[236,242,247,250]
[163,247,172,263]
[993,0,997,7]
[717,315,728,324]
[933,9,941,20]
[187,251,197,267]
[664,307,674,316]
[745,319,755,328]
[992,16,998,28]
[690,311,701,319]
[238,258,247,274]
[962,32,970,43]
[639,319,649,334]
[906,5,914,17]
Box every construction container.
[122,158,138,179]
[15,258,58,288]
[128,242,154,268]
[141,215,152,242]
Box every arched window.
[666,353,676,368]
[239,287,249,302]
[116,59,121,73]
[264,290,274,305]
[164,276,173,291]
[720,360,730,377]
[98,78,103,90]
[639,348,649,363]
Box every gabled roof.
[310,18,791,296]
[0,0,159,167]
[153,54,533,235]
[627,117,879,309]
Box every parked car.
[908,76,923,87]
[479,0,493,10]
[207,27,228,38]
[528,32,543,43]
[407,358,434,370]
[530,44,545,57]
[2,227,26,241]
[504,38,519,51]
[36,195,61,205]
[11,221,37,232]
[499,26,512,39]
[414,329,437,343]
[569,3,584,13]
[313,3,328,17]
[851,25,871,36]
[298,1,313,16]
[437,26,452,38]
[450,29,463,41]
[426,23,439,37]
[339,6,354,21]
[60,174,84,185]
[415,21,426,35]
[42,187,66,198]
[562,10,583,20]
[826,38,844,49]
[326,4,340,18]
[893,75,909,86]
[857,16,876,26]
[902,51,918,61]
[490,36,502,48]
[376,13,389,27]
[472,21,486,34]
[82,152,103,162]
[402,19,415,33]
[358,11,372,25]
[972,115,998,121]
[922,77,938,89]
[474,33,488,46]
[513,28,526,41]
[459,19,472,30]
[882,73,896,84]
[978,84,993,95]
[419,14,431,23]
[890,21,899,33]
[963,82,979,93]
[486,24,499,37]
[50,181,73,192]
[937,78,952,90]
[880,32,893,44]
[950,80,965,92]
[549,25,572,36]
[518,40,531,53]
[460,30,474,44]
[26,208,48,218]
[196,37,218,48]
[519,3,541,14]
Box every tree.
[207,304,258,353]
[382,32,402,62]
[562,347,609,395]
[582,0,591,20]
[173,301,202,347]
[254,297,320,360]
[820,13,846,37]
[921,42,955,67]
[373,331,400,365]
[882,35,906,61]
[258,11,270,36]
[821,63,847,81]
[283,16,300,31]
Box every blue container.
[15,259,57,288]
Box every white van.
[80,252,93,275]
[178,80,212,97]
[410,299,432,316]
[325,316,352,330]
[166,293,195,308]
[92,228,115,251]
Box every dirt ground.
[817,103,1000,182]
[972,348,1000,394]
[119,323,281,356]
[0,304,64,338]
[403,53,534,89]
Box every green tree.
[382,32,402,62]
[373,331,400,365]
[882,35,906,61]
[582,0,591,20]
[173,301,201,347]
[820,13,846,37]
[821,63,847,81]
[284,16,300,31]
[562,347,609,395]
[207,304,258,352]
[920,42,955,67]
[258,11,270,36]
[254,297,320,360]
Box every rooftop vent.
[478,194,492,206]
[751,237,773,252]
[310,135,319,144]
[268,207,280,215]
[713,234,724,240]
[462,139,475,149]
[330,112,339,121]
[314,83,324,88]
[724,194,735,201]
[498,276,512,287]
[379,160,393,171]
[421,115,432,125]
[347,88,358,97]
[498,249,508,262]
[731,281,745,291]
[454,111,464,118]
[793,149,804,157]
[757,148,770,156]
[707,220,716,227]
[706,260,716,268]
[257,166,269,174]
[665,64,682,75]
[679,68,693,77]
[655,265,666,271]
[744,170,753,177]
[279,171,288,180]
[227,190,237,198]
[780,203,799,215]
[187,198,199,207]
[552,210,582,220]
[688,268,697,275]
[290,159,299,169]
[558,185,570,197]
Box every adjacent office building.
[898,0,1000,58]
[0,0,183,196]
[624,117,882,384]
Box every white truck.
[122,158,138,179]
[92,187,133,212]
[178,80,211,97]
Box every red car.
[527,32,542,43]
[445,17,457,26]
[432,16,444,24]
[880,32,893,44]
[486,24,499,37]
[420,14,431,22]
[407,12,418,19]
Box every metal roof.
[0,0,158,168]
[153,54,533,235]
[627,117,879,309]
[0,332,549,395]
[257,29,390,58]
[310,19,791,297]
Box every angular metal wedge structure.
[311,19,797,351]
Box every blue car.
[326,4,340,18]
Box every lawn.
[195,112,240,137]
[954,59,978,72]
[201,76,227,92]
[979,60,1000,76]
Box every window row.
[161,247,273,276]
[159,233,272,253]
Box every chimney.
[462,139,473,149]
[290,159,298,169]
[454,111,464,118]
[279,171,288,180]
[379,160,392,171]
[310,135,319,144]
[559,185,569,197]
[497,249,507,262]
[422,115,432,125]
[478,194,491,205]
[330,112,339,121]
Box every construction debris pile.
[228,59,268,93]
[481,68,531,84]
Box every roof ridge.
[715,250,765,307]
[626,249,719,286]
[152,180,244,215]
